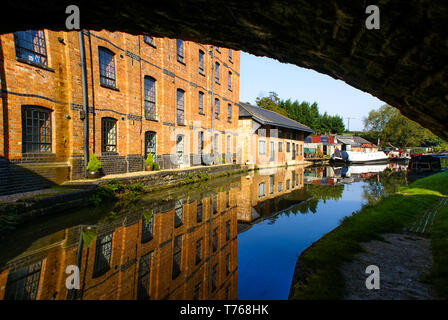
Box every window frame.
[176,89,185,125]
[198,91,204,115]
[101,117,118,153]
[21,105,52,153]
[176,39,184,64]
[198,50,205,75]
[144,76,157,121]
[98,46,117,89]
[14,30,48,67]
[214,62,220,83]
[259,140,266,155]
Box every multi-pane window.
[226,221,230,241]
[259,140,266,155]
[4,261,42,300]
[176,89,185,125]
[215,62,220,83]
[228,72,232,91]
[278,182,283,192]
[197,200,203,223]
[98,47,116,88]
[172,235,182,279]
[212,228,218,252]
[227,104,232,120]
[93,232,113,277]
[137,251,152,300]
[176,39,184,63]
[174,200,183,228]
[287,142,291,152]
[195,239,202,265]
[101,118,117,152]
[198,91,204,114]
[144,76,157,120]
[141,215,153,243]
[278,142,283,152]
[198,50,205,74]
[214,98,220,119]
[258,182,265,197]
[229,49,232,62]
[143,35,155,46]
[22,106,51,153]
[14,30,47,66]
[145,131,156,159]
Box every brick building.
[0,30,240,194]
[0,186,239,300]
[237,103,313,167]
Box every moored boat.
[330,150,389,164]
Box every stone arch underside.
[1,0,447,140]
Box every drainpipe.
[79,31,89,177]
[210,46,215,164]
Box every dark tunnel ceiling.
[1,0,447,140]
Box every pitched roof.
[238,102,313,133]
[335,135,377,147]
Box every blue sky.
[239,52,385,132]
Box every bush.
[153,162,160,171]
[145,153,154,168]
[86,153,102,172]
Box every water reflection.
[0,164,408,300]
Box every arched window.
[145,131,156,158]
[144,76,156,120]
[21,105,52,153]
[101,117,117,152]
[98,47,116,88]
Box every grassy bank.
[291,170,448,300]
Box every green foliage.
[363,104,443,148]
[292,171,448,300]
[145,153,154,167]
[82,228,97,248]
[429,204,448,298]
[86,153,102,172]
[184,171,209,184]
[153,162,160,171]
[255,92,345,134]
[143,210,153,224]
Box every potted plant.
[86,153,102,179]
[145,153,154,171]
[153,162,160,171]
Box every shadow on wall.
[0,156,70,196]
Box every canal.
[0,163,408,300]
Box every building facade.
[0,30,240,194]
[237,103,313,167]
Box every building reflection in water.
[0,164,406,300]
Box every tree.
[255,92,289,117]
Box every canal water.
[0,163,408,300]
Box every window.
[137,251,152,300]
[278,142,283,152]
[278,182,283,192]
[141,215,154,243]
[212,264,217,291]
[93,232,113,277]
[143,35,155,46]
[21,106,52,153]
[214,98,220,119]
[227,104,232,120]
[101,118,117,152]
[212,228,218,252]
[287,142,291,152]
[198,50,205,74]
[292,172,296,187]
[176,89,185,125]
[226,254,230,275]
[258,182,265,197]
[4,261,42,300]
[259,140,266,155]
[215,62,220,83]
[197,200,203,223]
[226,136,231,154]
[228,72,232,90]
[226,221,231,241]
[174,200,183,228]
[144,76,156,120]
[172,236,182,279]
[195,239,202,265]
[176,135,184,164]
[300,144,303,156]
[198,91,204,114]
[270,175,274,194]
[194,283,201,300]
[286,179,290,190]
[14,30,47,66]
[145,131,156,159]
[229,49,233,62]
[98,47,116,88]
[176,39,184,63]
